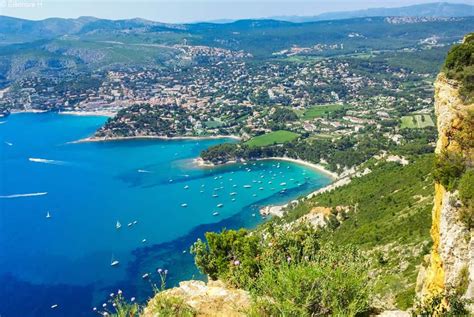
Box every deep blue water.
[0,113,331,316]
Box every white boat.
[184,185,189,189]
[230,192,237,196]
[212,211,219,216]
[181,203,188,208]
[259,187,264,190]
[51,304,59,309]
[217,203,224,208]
[116,221,121,229]
[5,141,13,146]
[243,185,252,188]
[231,198,236,201]
[128,222,133,227]
[280,182,287,186]
[111,256,120,267]
[142,273,149,279]
[212,194,219,198]
[133,220,138,225]
[142,239,147,243]
[46,211,51,219]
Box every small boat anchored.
[181,203,188,208]
[46,211,52,219]
[212,211,220,216]
[116,221,121,229]
[111,255,120,267]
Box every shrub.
[444,33,474,103]
[249,243,370,316]
[433,151,465,191]
[458,169,474,228]
[191,229,261,284]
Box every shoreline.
[74,134,241,144]
[193,156,340,218]
[58,110,116,117]
[256,157,338,180]
[194,156,338,180]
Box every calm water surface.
[0,113,332,316]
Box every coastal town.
[1,47,435,140]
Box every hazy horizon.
[0,0,473,23]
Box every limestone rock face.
[419,72,474,301]
[143,280,250,317]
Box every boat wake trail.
[28,158,65,165]
[0,192,48,199]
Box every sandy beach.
[256,157,338,180]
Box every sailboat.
[111,255,120,267]
[46,211,51,219]
[116,221,121,229]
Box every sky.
[0,0,472,22]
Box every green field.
[301,104,344,119]
[401,115,435,129]
[245,130,300,147]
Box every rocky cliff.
[418,66,474,306]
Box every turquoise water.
[0,113,331,316]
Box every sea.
[0,113,332,316]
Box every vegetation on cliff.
[443,32,474,103]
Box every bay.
[0,113,331,316]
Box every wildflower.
[233,260,240,266]
[287,256,292,263]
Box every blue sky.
[0,0,472,22]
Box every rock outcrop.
[142,280,250,317]
[418,68,474,304]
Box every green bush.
[248,243,370,317]
[458,169,474,228]
[433,151,465,191]
[192,224,370,316]
[191,229,261,284]
[444,33,474,103]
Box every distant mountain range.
[201,2,473,24]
